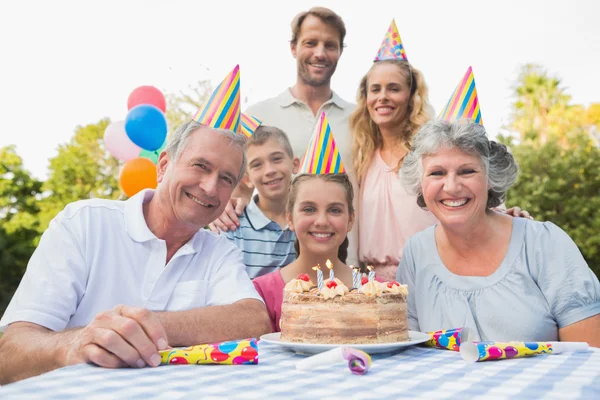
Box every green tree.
[503,65,600,278]
[511,64,571,143]
[0,146,43,311]
[165,80,212,131]
[37,119,121,232]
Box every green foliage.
[505,134,600,277]
[0,146,43,310]
[165,80,212,132]
[37,119,121,232]
[504,65,600,278]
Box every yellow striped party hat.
[439,66,483,125]
[192,65,241,132]
[239,113,261,138]
[299,112,345,174]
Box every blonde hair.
[350,60,432,182]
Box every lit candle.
[326,259,334,281]
[354,266,361,289]
[349,264,358,289]
[367,265,375,282]
[312,264,324,291]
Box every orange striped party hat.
[439,66,483,125]
[239,113,261,138]
[192,65,241,132]
[299,112,345,174]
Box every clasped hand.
[65,305,168,369]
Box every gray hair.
[164,120,247,184]
[400,119,519,209]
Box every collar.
[124,189,202,254]
[277,88,350,110]
[124,189,158,243]
[245,195,287,231]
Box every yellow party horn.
[460,340,589,362]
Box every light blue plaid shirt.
[224,195,296,279]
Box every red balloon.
[169,357,188,364]
[210,350,230,362]
[127,85,166,113]
[241,346,258,361]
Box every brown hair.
[287,173,354,263]
[247,125,294,158]
[290,7,346,49]
[350,60,432,182]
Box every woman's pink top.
[253,270,286,333]
[359,150,439,281]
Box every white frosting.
[324,278,349,295]
[284,278,314,293]
[321,284,347,299]
[359,280,383,297]
[384,283,408,295]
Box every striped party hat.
[374,19,408,61]
[299,112,345,174]
[239,113,261,138]
[439,66,483,125]
[192,65,241,132]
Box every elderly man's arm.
[157,299,271,346]
[0,306,169,385]
[0,323,78,384]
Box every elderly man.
[0,121,271,384]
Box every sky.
[1,0,599,180]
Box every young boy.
[224,126,300,279]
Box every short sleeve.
[397,238,420,331]
[204,241,264,307]
[0,210,88,332]
[529,222,600,328]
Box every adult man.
[214,7,359,266]
[0,122,271,384]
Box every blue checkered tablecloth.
[1,343,599,399]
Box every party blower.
[159,338,258,365]
[296,347,372,375]
[458,328,589,362]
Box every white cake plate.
[259,330,431,355]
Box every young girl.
[252,173,356,332]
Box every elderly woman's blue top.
[397,218,600,341]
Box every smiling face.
[366,62,412,131]
[288,178,354,257]
[156,127,243,228]
[421,146,489,228]
[291,15,342,87]
[246,138,299,202]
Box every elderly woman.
[397,120,600,346]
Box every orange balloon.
[119,157,157,198]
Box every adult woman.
[350,57,438,281]
[397,120,600,345]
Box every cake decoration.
[312,264,324,291]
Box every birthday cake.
[280,273,409,344]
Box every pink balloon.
[104,120,142,161]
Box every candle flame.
[312,264,321,271]
[367,265,373,272]
[348,264,355,269]
[326,259,333,270]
